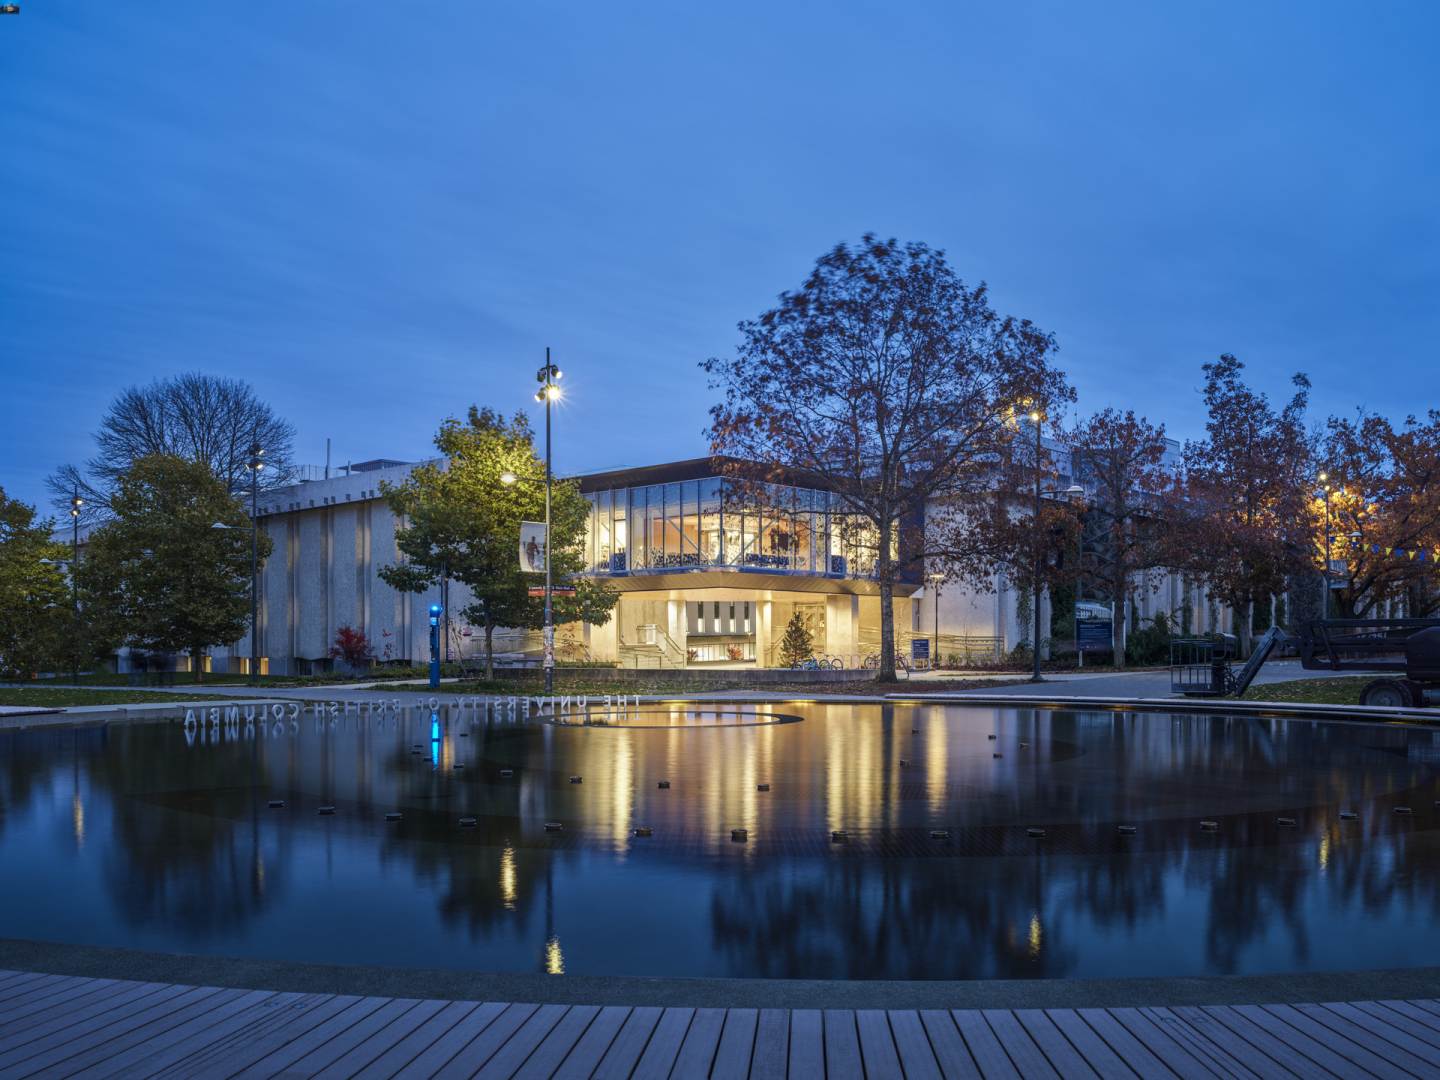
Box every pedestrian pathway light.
[428,603,443,689]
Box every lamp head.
[499,470,517,486]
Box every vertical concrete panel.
[295,511,329,660]
[331,506,359,644]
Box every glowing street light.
[535,352,562,694]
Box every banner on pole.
[519,521,547,573]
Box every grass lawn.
[1240,675,1391,705]
[0,687,205,708]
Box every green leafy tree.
[778,610,815,668]
[380,407,617,679]
[79,455,270,681]
[0,489,72,679]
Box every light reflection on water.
[2,703,1440,981]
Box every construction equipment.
[1172,617,1440,707]
[1299,618,1440,707]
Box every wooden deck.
[2,969,1440,1078]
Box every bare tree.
[49,373,296,518]
[704,235,1070,681]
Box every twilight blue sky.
[2,2,1438,511]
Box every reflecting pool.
[4,700,1440,981]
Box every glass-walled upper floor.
[582,477,884,579]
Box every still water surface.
[3,701,1440,981]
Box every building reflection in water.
[4,703,1440,980]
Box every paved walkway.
[8,661,1350,707]
[6,968,1440,1077]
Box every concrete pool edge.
[2,693,1430,731]
[2,936,1439,1010]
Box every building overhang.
[592,569,919,597]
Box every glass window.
[645,485,665,570]
[628,487,645,570]
[614,489,628,571]
[699,478,722,565]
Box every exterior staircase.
[618,624,687,669]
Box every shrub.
[1125,612,1172,666]
[329,625,375,669]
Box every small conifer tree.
[779,610,814,667]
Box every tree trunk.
[192,646,204,684]
[1112,577,1127,669]
[1238,597,1254,657]
[484,622,495,681]
[877,518,897,683]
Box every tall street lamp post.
[535,352,562,695]
[1319,472,1332,620]
[248,442,265,684]
[1028,410,1044,683]
[70,490,83,684]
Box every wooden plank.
[1162,1006,1296,1080]
[432,1002,540,1080]
[92,989,308,1078]
[920,1010,981,1079]
[855,1009,903,1079]
[511,1004,600,1080]
[1326,1001,1440,1060]
[788,1009,824,1078]
[630,1006,695,1080]
[0,975,100,1023]
[1108,1008,1233,1080]
[16,984,247,1077]
[997,1010,1071,1079]
[1207,1005,1372,1080]
[154,993,348,1079]
[1405,998,1440,1021]
[550,1005,630,1080]
[473,1002,569,1079]
[0,972,54,1006]
[349,1000,480,1080]
[0,977,114,1031]
[951,1009,1020,1079]
[1291,1002,1440,1073]
[1254,1003,1417,1079]
[670,1006,725,1077]
[0,973,70,1009]
[1042,1009,1138,1078]
[1013,1013,1088,1077]
[247,997,422,1078]
[1366,1000,1440,1044]
[748,1008,789,1080]
[313,997,452,1079]
[823,1009,864,1080]
[230,995,395,1079]
[709,1007,757,1080]
[591,1005,661,1080]
[1076,1008,1179,1078]
[886,1011,942,1080]
[394,1001,509,1079]
[0,984,229,1076]
[0,981,174,1061]
[58,988,272,1077]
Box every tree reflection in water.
[1,702,1439,979]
